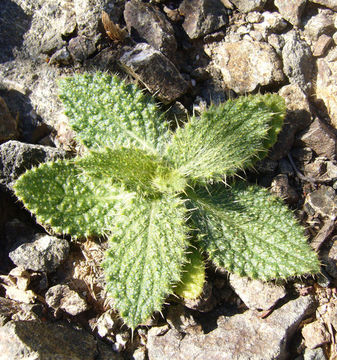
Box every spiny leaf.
[187,183,320,281]
[174,246,206,300]
[166,94,286,182]
[59,72,169,153]
[102,195,189,328]
[14,159,134,236]
[76,147,186,195]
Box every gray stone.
[302,320,331,349]
[124,0,177,59]
[147,295,315,360]
[9,233,70,272]
[0,97,19,143]
[229,274,287,310]
[49,47,72,66]
[68,36,97,63]
[179,0,229,39]
[303,347,327,360]
[0,140,65,191]
[282,31,314,93]
[205,40,284,93]
[119,43,189,103]
[298,118,337,159]
[0,320,117,360]
[304,186,337,219]
[309,0,337,11]
[45,284,89,316]
[230,0,267,13]
[274,0,306,27]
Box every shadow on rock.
[0,0,31,63]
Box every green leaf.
[187,183,320,280]
[166,94,286,182]
[102,195,189,328]
[14,160,134,236]
[174,246,205,300]
[59,72,169,153]
[77,147,186,195]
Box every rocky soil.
[1,0,337,359]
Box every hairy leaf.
[102,195,189,328]
[77,147,186,195]
[166,94,285,182]
[14,160,134,236]
[59,72,169,153]
[187,183,320,280]
[174,246,206,299]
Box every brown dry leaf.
[102,11,127,43]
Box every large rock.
[9,233,70,272]
[0,140,65,191]
[205,40,284,93]
[119,43,189,103]
[282,30,314,93]
[274,0,306,27]
[147,295,316,360]
[179,0,230,39]
[0,320,121,360]
[124,0,177,59]
[304,8,336,43]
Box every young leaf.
[174,246,206,300]
[187,183,320,280]
[59,72,169,153]
[102,195,189,328]
[77,147,186,195]
[14,160,134,236]
[166,94,286,182]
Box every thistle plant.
[14,72,320,328]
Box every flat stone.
[9,233,70,272]
[282,30,314,93]
[0,140,65,191]
[0,320,104,360]
[298,118,337,159]
[302,320,331,349]
[304,186,337,219]
[309,0,337,11]
[0,96,19,143]
[230,0,267,13]
[124,0,177,58]
[274,0,306,27]
[316,56,337,128]
[119,43,189,103]
[313,34,333,57]
[229,274,287,310]
[179,0,230,39]
[147,295,315,360]
[45,284,89,316]
[205,40,284,93]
